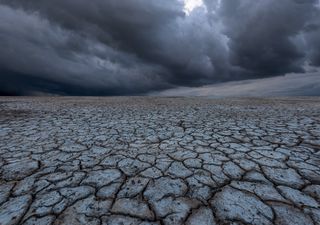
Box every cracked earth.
[0,97,320,225]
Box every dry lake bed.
[0,97,320,225]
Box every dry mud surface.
[0,97,320,225]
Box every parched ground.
[0,97,320,225]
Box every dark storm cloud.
[218,0,320,77]
[0,0,319,95]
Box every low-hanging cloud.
[0,0,319,95]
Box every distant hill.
[153,72,320,97]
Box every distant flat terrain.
[0,97,320,225]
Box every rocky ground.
[0,97,320,225]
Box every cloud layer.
[0,0,319,95]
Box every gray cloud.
[217,0,320,76]
[0,0,319,95]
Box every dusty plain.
[0,97,320,225]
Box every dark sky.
[0,0,320,96]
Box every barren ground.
[0,97,320,225]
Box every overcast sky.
[0,0,320,96]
